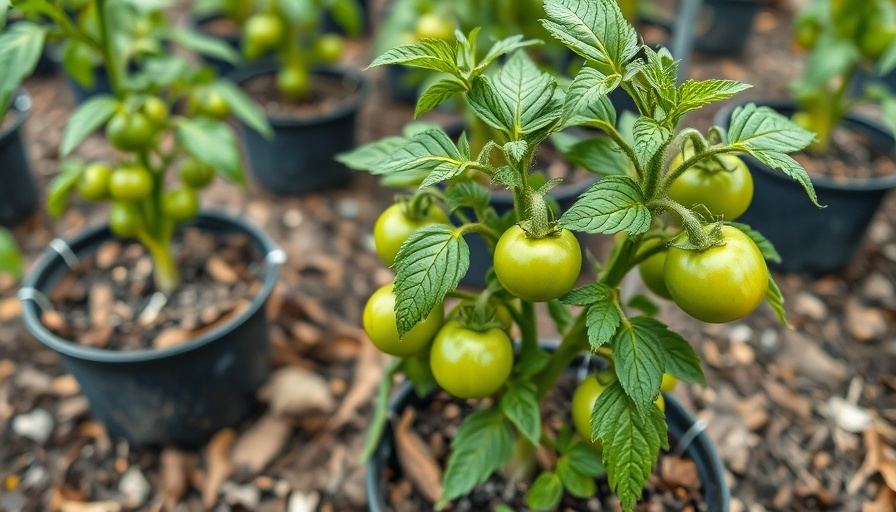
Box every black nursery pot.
[714,100,896,275]
[693,0,762,55]
[191,13,241,77]
[228,60,372,196]
[0,90,39,227]
[19,211,283,447]
[366,378,730,511]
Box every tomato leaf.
[566,442,605,477]
[474,34,542,75]
[439,408,515,506]
[392,225,469,337]
[632,116,671,171]
[547,299,574,334]
[559,175,651,235]
[561,66,621,126]
[500,381,541,444]
[503,140,529,164]
[592,381,667,512]
[369,39,458,74]
[557,456,595,498]
[358,359,401,463]
[766,272,790,327]
[551,132,627,176]
[727,221,782,263]
[516,349,551,378]
[175,117,246,185]
[541,0,639,75]
[336,136,407,172]
[328,0,363,38]
[561,283,613,307]
[0,228,22,280]
[47,160,84,219]
[60,95,120,157]
[208,79,273,138]
[375,129,479,188]
[445,181,491,214]
[401,356,438,398]
[654,324,705,386]
[524,472,564,511]
[626,293,659,316]
[0,21,47,109]
[162,26,242,64]
[414,79,466,119]
[611,317,667,415]
[586,300,621,350]
[672,79,751,121]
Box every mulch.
[1,0,896,511]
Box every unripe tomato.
[179,159,216,189]
[106,112,155,152]
[373,203,449,267]
[140,97,168,128]
[571,373,606,442]
[661,374,677,393]
[794,16,820,50]
[314,34,344,64]
[109,202,144,238]
[162,187,200,222]
[363,284,444,357]
[664,225,768,324]
[277,65,311,101]
[860,17,896,60]
[494,225,582,303]
[448,299,515,332]
[76,163,113,201]
[243,13,284,58]
[637,238,672,299]
[188,89,230,119]
[429,321,513,399]
[108,165,153,201]
[668,151,753,221]
[413,13,455,41]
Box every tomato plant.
[1,0,271,294]
[668,150,753,221]
[342,1,816,510]
[374,201,449,266]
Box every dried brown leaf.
[329,339,386,430]
[394,408,443,503]
[159,448,187,511]
[203,429,235,508]
[864,485,896,512]
[231,414,293,477]
[258,366,335,417]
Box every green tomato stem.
[532,314,587,399]
[651,197,711,250]
[94,0,124,98]
[139,231,181,295]
[518,300,539,358]
[455,222,501,244]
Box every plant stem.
[518,300,539,357]
[94,0,123,97]
[139,232,181,295]
[533,314,587,399]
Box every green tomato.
[861,17,896,60]
[429,321,513,399]
[106,112,155,152]
[413,13,455,41]
[637,238,672,299]
[243,13,284,58]
[76,163,113,201]
[373,203,449,267]
[108,165,153,201]
[664,225,768,324]
[188,89,231,119]
[109,202,144,238]
[494,225,582,303]
[448,299,515,332]
[668,151,753,221]
[661,374,677,393]
[162,187,200,222]
[314,34,344,64]
[179,159,216,189]
[571,373,607,443]
[363,284,444,357]
[140,97,168,128]
[277,65,311,101]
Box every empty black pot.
[0,90,38,227]
[20,211,283,447]
[693,0,762,55]
[714,100,896,275]
[366,363,730,511]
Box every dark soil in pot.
[19,211,283,447]
[368,373,728,511]
[229,60,371,196]
[0,91,39,227]
[714,100,896,275]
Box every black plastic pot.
[19,211,283,447]
[714,100,896,275]
[191,13,242,77]
[366,359,730,511]
[0,90,38,227]
[693,0,762,55]
[228,60,371,196]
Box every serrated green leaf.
[626,294,659,316]
[445,181,491,213]
[672,79,751,120]
[492,165,523,188]
[562,66,621,125]
[632,117,671,171]
[500,381,542,444]
[163,26,241,64]
[60,95,119,157]
[551,133,627,176]
[557,456,596,498]
[467,51,562,139]
[751,149,821,207]
[175,117,245,185]
[336,136,407,172]
[0,22,47,109]
[375,129,474,187]
[541,0,639,74]
[503,140,529,163]
[47,161,83,219]
[370,39,458,74]
[0,228,22,280]
[524,472,564,511]
[516,349,552,377]
[209,80,272,138]
[474,34,542,75]
[612,317,667,414]
[634,46,679,115]
[593,382,667,512]
[61,41,96,88]
[586,300,621,350]
[565,94,617,130]
[766,272,789,327]
[440,408,515,504]
[560,283,612,306]
[727,221,781,263]
[567,442,605,477]
[414,79,466,119]
[653,324,705,386]
[393,225,469,336]
[559,176,651,234]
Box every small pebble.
[119,467,151,508]
[729,324,753,344]
[283,209,304,228]
[793,291,827,321]
[12,409,55,444]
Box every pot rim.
[19,210,283,364]
[190,12,241,44]
[1,88,30,146]
[714,99,896,192]
[226,59,372,127]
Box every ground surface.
[1,0,896,511]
